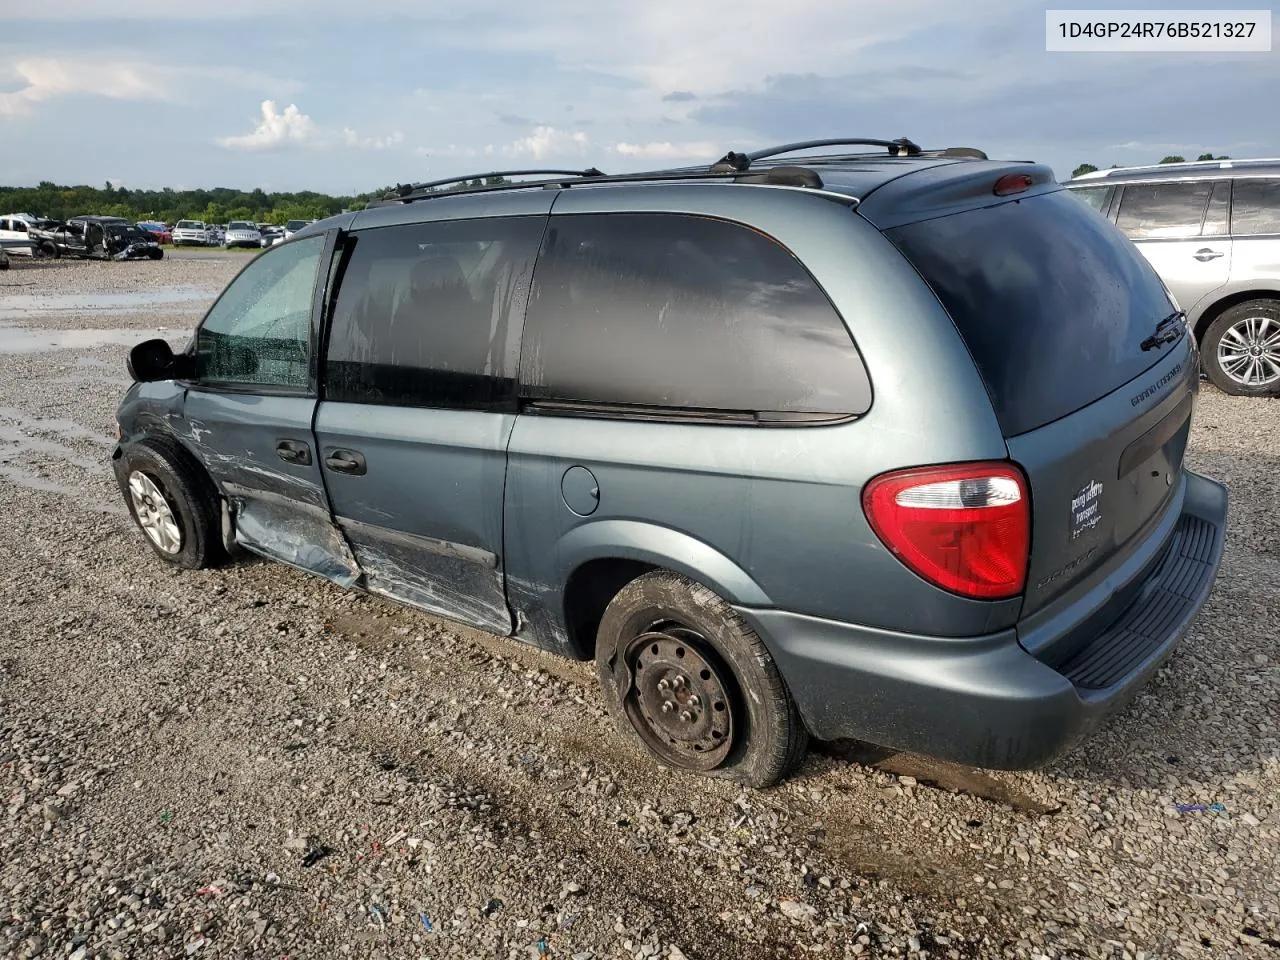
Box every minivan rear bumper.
[738,470,1227,770]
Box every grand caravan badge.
[1070,480,1104,541]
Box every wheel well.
[562,558,656,661]
[1193,291,1280,340]
[134,433,223,507]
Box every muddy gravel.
[1,253,1277,960]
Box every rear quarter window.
[520,213,870,419]
[886,189,1177,437]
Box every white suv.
[223,221,262,249]
[172,220,212,247]
[0,213,38,256]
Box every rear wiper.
[1140,311,1186,351]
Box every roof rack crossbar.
[726,138,923,169]
[387,167,606,199]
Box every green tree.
[1196,153,1231,161]
[1159,155,1186,164]
[1071,163,1099,178]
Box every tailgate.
[1007,336,1197,614]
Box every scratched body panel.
[181,390,359,583]
[314,402,514,635]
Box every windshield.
[285,220,308,231]
[176,221,202,229]
[229,221,255,231]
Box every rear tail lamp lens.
[862,462,1030,600]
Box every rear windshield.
[886,190,1177,437]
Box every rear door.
[1113,179,1232,314]
[885,188,1196,617]
[181,231,360,584]
[313,211,547,634]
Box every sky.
[0,1,1276,195]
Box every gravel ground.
[1,254,1277,960]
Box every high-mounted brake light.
[862,462,1030,600]
[993,173,1034,197]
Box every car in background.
[172,220,213,247]
[283,219,314,240]
[0,213,39,256]
[223,221,262,249]
[30,216,163,260]
[1067,158,1280,396]
[258,225,285,247]
[137,221,173,245]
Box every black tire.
[117,440,224,570]
[39,241,59,260]
[1201,299,1280,397]
[596,571,808,788]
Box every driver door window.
[195,235,324,388]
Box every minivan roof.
[349,138,1050,232]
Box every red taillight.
[993,173,1034,196]
[862,462,1030,600]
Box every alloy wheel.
[128,471,183,554]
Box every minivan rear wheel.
[1202,300,1280,396]
[596,571,807,788]
[118,441,223,570]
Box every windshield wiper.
[1140,311,1186,351]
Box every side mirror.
[127,338,191,382]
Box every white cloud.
[341,128,405,150]
[0,58,166,116]
[611,140,719,160]
[219,100,403,152]
[503,125,589,158]
[219,100,317,149]
[0,57,303,119]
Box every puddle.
[0,407,114,446]
[0,288,211,320]
[0,465,125,517]
[0,327,184,355]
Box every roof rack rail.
[382,167,606,201]
[368,165,829,206]
[713,137,923,172]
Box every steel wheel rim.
[1218,315,1280,387]
[619,625,737,771]
[128,471,183,554]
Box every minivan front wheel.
[118,441,223,570]
[596,571,807,788]
[1202,300,1280,396]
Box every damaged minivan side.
[113,142,1228,788]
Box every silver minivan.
[1068,159,1280,396]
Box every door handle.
[324,449,367,476]
[1193,248,1224,261]
[276,439,312,466]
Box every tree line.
[1071,153,1232,178]
[0,176,519,226]
[0,182,390,225]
